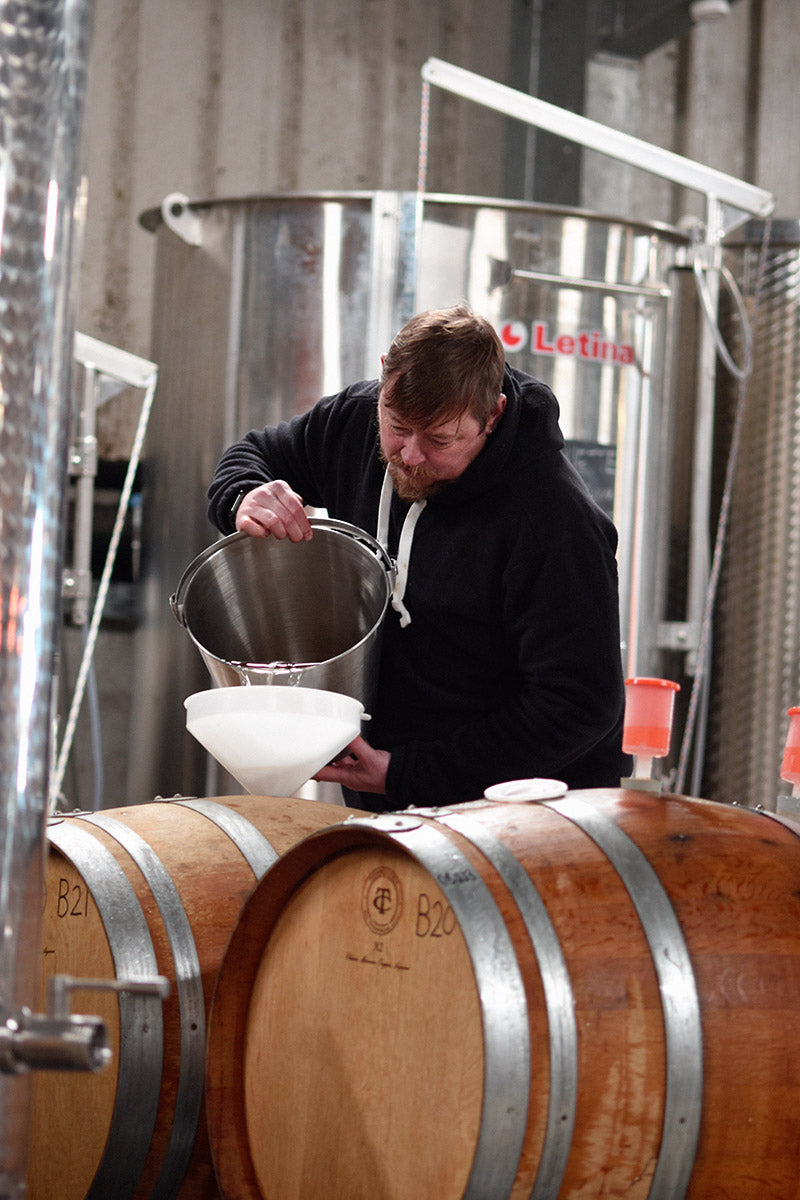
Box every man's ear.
[487,394,506,433]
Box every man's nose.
[400,435,426,467]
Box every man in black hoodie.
[207,304,629,811]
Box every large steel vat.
[131,192,688,803]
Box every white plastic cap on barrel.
[483,778,568,802]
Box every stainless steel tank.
[131,192,688,804]
[705,220,800,808]
[0,0,96,1191]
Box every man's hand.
[314,735,390,795]
[235,481,312,542]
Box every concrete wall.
[76,0,799,456]
[77,0,512,456]
[584,0,798,227]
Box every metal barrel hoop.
[548,796,703,1200]
[46,822,165,1200]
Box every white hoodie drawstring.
[377,467,426,627]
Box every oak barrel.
[205,788,800,1200]
[28,793,362,1200]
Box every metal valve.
[0,972,170,1075]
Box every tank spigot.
[0,972,169,1075]
[0,1008,109,1074]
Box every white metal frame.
[421,58,774,225]
[52,334,158,808]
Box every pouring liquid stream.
[232,660,320,687]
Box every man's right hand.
[234,481,313,542]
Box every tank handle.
[161,192,203,246]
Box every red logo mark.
[499,321,527,351]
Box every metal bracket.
[161,192,203,246]
[657,621,700,653]
[68,432,98,478]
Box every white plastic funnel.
[185,687,364,797]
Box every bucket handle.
[170,534,237,628]
[170,518,396,628]
[308,516,396,581]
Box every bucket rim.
[171,518,394,694]
[170,517,395,628]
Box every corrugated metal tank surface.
[706,220,800,809]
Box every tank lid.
[139,190,688,242]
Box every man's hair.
[380,304,505,429]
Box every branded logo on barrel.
[362,865,403,935]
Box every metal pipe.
[0,0,95,1192]
[0,972,170,1076]
[50,336,158,809]
[510,267,671,300]
[0,1011,109,1075]
[64,365,99,627]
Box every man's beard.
[384,457,446,502]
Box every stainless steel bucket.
[171,519,394,713]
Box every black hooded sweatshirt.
[207,364,630,810]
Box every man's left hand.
[314,735,389,794]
